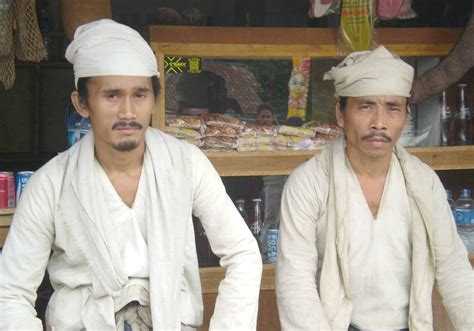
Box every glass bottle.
[440,91,452,146]
[235,199,249,228]
[251,198,263,254]
[452,84,472,145]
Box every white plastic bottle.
[455,188,474,252]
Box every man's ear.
[71,91,90,118]
[335,102,344,128]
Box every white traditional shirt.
[96,160,149,278]
[346,155,412,329]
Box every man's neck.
[346,150,392,179]
[94,142,145,175]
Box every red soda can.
[0,172,16,208]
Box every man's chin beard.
[113,140,139,152]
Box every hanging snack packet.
[308,0,341,18]
[377,0,416,20]
[338,0,376,53]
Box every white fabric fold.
[65,19,159,87]
[58,130,200,329]
[323,45,414,98]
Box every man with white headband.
[276,46,473,330]
[0,19,262,330]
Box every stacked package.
[164,115,343,153]
[302,121,344,147]
[165,116,205,147]
[238,124,276,152]
[202,114,245,152]
[274,125,316,151]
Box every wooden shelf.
[208,146,474,177]
[147,26,462,58]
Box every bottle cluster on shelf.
[0,171,34,209]
[439,84,473,146]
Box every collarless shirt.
[95,159,149,278]
[346,154,412,330]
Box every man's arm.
[0,172,55,330]
[190,147,262,330]
[275,162,331,330]
[430,176,474,330]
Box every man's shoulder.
[287,146,331,192]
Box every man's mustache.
[362,131,392,142]
[112,121,143,130]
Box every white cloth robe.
[276,136,474,331]
[0,128,262,330]
[345,155,412,329]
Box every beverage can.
[266,229,279,264]
[0,172,16,208]
[16,171,34,204]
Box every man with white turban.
[0,19,262,330]
[276,46,473,330]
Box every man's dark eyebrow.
[358,99,377,105]
[386,100,403,107]
[136,87,151,93]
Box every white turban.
[323,45,414,99]
[65,19,159,88]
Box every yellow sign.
[187,58,202,73]
[165,56,187,74]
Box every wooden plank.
[151,41,455,58]
[206,146,474,177]
[148,27,461,59]
[0,213,13,247]
[0,208,15,216]
[206,150,317,176]
[408,146,474,170]
[148,26,461,48]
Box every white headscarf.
[65,19,159,88]
[323,45,414,99]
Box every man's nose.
[370,108,387,130]
[119,97,136,119]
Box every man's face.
[76,76,155,152]
[336,96,408,161]
[257,109,273,126]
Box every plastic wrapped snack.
[377,0,416,20]
[237,144,257,152]
[277,125,316,139]
[302,121,344,136]
[241,123,275,137]
[205,114,245,130]
[204,125,241,137]
[166,116,203,130]
[202,136,237,149]
[308,0,342,19]
[181,137,204,147]
[165,126,203,139]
